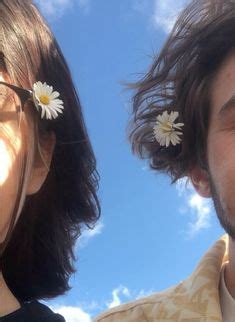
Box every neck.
[224,237,235,298]
[0,271,21,317]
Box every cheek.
[0,124,22,184]
[0,140,12,185]
[207,133,235,202]
[0,125,23,240]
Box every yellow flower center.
[39,95,50,105]
[161,121,173,133]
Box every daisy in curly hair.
[153,111,184,147]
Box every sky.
[34,0,224,321]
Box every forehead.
[210,51,235,117]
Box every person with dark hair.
[0,0,100,321]
[95,0,235,321]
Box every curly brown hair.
[129,0,235,182]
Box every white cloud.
[50,305,91,322]
[78,0,90,13]
[153,0,189,33]
[106,286,131,309]
[105,286,154,309]
[135,288,153,299]
[188,193,211,235]
[35,0,90,19]
[77,221,104,249]
[35,0,72,18]
[132,0,190,33]
[176,178,213,237]
[48,286,150,321]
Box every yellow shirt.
[94,235,229,322]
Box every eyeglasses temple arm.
[0,81,32,105]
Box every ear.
[26,131,56,195]
[189,165,212,198]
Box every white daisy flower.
[153,111,184,147]
[32,81,64,120]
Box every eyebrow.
[219,95,235,116]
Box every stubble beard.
[208,170,235,240]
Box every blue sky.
[34,0,224,321]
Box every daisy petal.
[41,106,46,119]
[50,91,60,99]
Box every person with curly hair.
[0,1,100,321]
[95,0,235,321]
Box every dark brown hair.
[0,0,100,302]
[129,0,235,182]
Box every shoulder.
[25,301,66,322]
[94,236,226,322]
[94,284,181,322]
